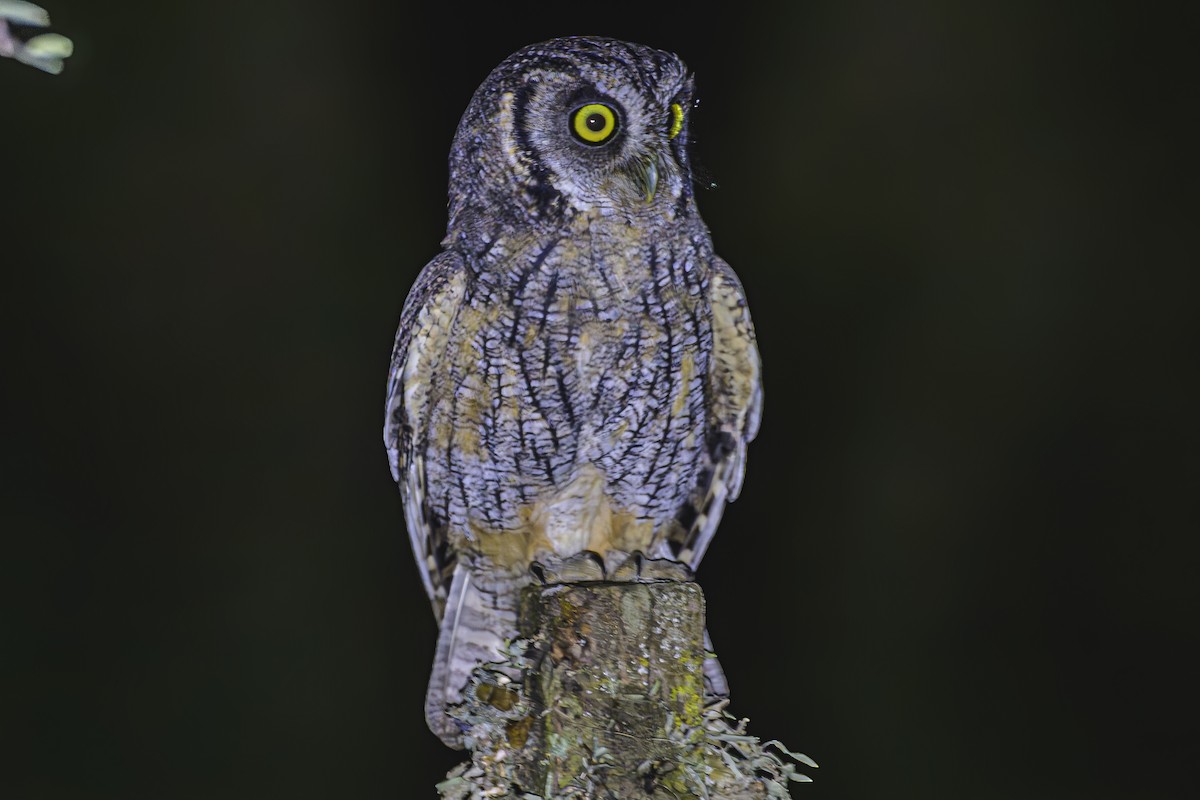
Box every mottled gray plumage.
[384,36,762,748]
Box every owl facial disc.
[446,35,699,226]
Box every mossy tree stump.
[520,580,707,796]
[437,579,815,799]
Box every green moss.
[670,681,704,736]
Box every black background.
[2,3,1195,798]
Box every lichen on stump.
[437,580,816,799]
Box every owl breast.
[420,218,713,571]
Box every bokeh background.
[2,2,1195,798]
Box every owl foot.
[529,551,695,584]
[529,551,607,584]
[609,551,694,582]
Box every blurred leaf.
[0,2,71,74]
[0,1,51,28]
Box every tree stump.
[436,579,815,799]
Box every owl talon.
[610,552,694,582]
[530,551,607,584]
[641,554,693,582]
[609,551,645,581]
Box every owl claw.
[609,551,644,581]
[611,551,694,582]
[529,551,607,584]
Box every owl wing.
[384,250,468,622]
[677,257,763,570]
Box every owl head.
[446,36,699,232]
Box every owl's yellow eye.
[668,103,684,139]
[571,103,619,144]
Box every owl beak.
[630,153,659,203]
[642,157,659,203]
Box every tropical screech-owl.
[383,36,762,748]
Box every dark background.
[2,2,1195,798]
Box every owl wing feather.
[677,257,763,571]
[384,250,468,622]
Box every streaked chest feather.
[415,225,714,563]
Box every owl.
[384,36,762,748]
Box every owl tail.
[425,562,521,748]
[703,628,730,698]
